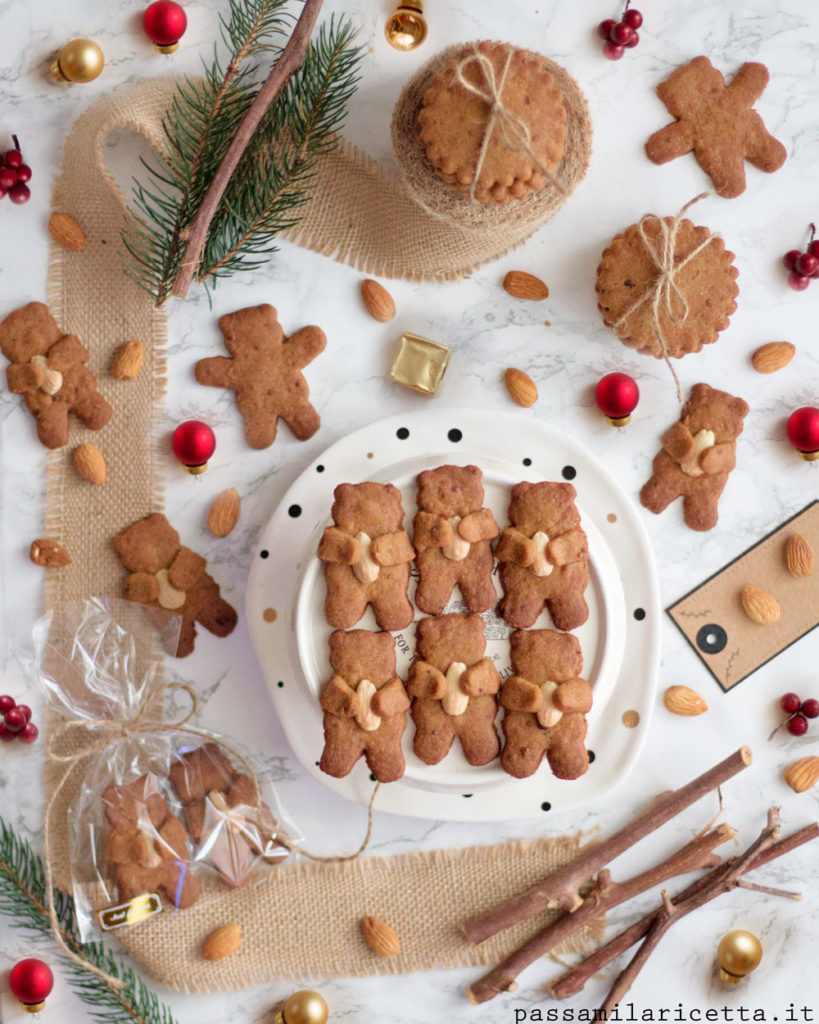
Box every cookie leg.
[411,699,456,765]
[455,697,499,766]
[639,472,681,516]
[369,566,413,632]
[324,565,370,628]
[455,546,497,614]
[35,402,70,448]
[197,595,238,638]
[682,491,720,532]
[320,716,365,778]
[545,565,589,632]
[280,400,321,442]
[545,712,589,780]
[362,715,407,783]
[175,617,198,658]
[415,552,458,615]
[499,564,544,629]
[72,389,113,431]
[501,711,548,779]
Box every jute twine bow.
[611,192,719,402]
[454,48,567,203]
[44,682,379,989]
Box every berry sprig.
[598,1,643,61]
[0,135,32,205]
[768,691,819,741]
[783,222,819,291]
[0,694,38,744]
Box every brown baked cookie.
[319,629,410,783]
[0,301,112,447]
[194,304,325,449]
[640,383,749,532]
[645,57,786,198]
[497,482,589,631]
[413,465,499,615]
[500,630,592,781]
[112,512,237,657]
[418,41,567,204]
[407,613,499,766]
[596,216,739,359]
[319,482,415,631]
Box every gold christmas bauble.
[385,1,428,51]
[274,989,329,1024]
[717,930,763,985]
[51,39,105,84]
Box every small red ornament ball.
[786,406,819,460]
[172,420,216,473]
[143,1,187,52]
[10,958,54,1010]
[595,372,640,425]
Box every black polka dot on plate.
[448,428,462,442]
[288,504,302,518]
[396,427,410,440]
[522,457,532,467]
[562,465,576,481]
[633,607,646,621]
[369,773,376,782]
[316,464,325,473]
[587,750,596,763]
[277,680,284,688]
[541,801,552,812]
[260,549,269,559]
[462,793,473,799]
[696,623,728,655]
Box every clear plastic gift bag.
[35,597,297,942]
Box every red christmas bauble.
[9,958,54,1011]
[143,1,187,52]
[172,420,216,473]
[595,372,640,426]
[786,406,819,460]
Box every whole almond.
[785,533,814,578]
[662,685,708,716]
[751,341,795,374]
[361,279,396,323]
[112,339,144,380]
[504,367,538,408]
[48,211,86,251]
[29,538,71,568]
[72,443,106,486]
[502,270,549,301]
[207,488,241,537]
[360,915,400,958]
[784,757,819,794]
[740,585,780,625]
[201,923,242,961]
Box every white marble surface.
[1,0,819,1020]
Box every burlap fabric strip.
[44,79,601,991]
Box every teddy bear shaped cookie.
[318,482,415,632]
[0,301,112,448]
[413,465,499,615]
[112,512,237,657]
[500,630,592,781]
[497,481,589,631]
[640,382,749,532]
[102,773,200,910]
[407,613,500,767]
[319,629,411,783]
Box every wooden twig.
[736,878,801,900]
[466,824,734,1004]
[171,0,325,298]
[461,746,752,945]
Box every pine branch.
[0,817,179,1024]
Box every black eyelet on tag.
[696,624,727,655]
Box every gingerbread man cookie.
[319,630,410,783]
[413,465,499,615]
[194,304,326,449]
[497,481,589,631]
[640,382,749,532]
[407,613,500,767]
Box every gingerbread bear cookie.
[500,630,592,781]
[0,301,112,448]
[319,629,410,783]
[413,465,499,615]
[407,613,500,766]
[640,382,749,532]
[102,773,200,909]
[194,304,325,449]
[318,482,415,631]
[497,481,589,631]
[112,513,237,657]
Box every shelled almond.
[72,443,106,486]
[663,685,707,716]
[502,270,549,300]
[360,915,400,958]
[785,533,814,578]
[740,585,779,625]
[504,368,537,407]
[361,279,396,322]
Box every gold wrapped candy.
[389,332,451,395]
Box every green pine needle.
[0,816,179,1024]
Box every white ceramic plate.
[246,408,660,822]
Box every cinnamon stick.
[461,746,752,944]
[171,0,325,298]
[466,824,734,1004]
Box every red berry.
[624,30,640,47]
[781,692,802,714]
[800,698,819,719]
[8,183,30,205]
[788,271,810,291]
[0,695,15,715]
[598,18,616,39]
[4,707,26,733]
[15,164,31,184]
[18,721,39,745]
[796,252,819,277]
[0,167,16,189]
[16,704,32,721]
[808,240,819,259]
[610,21,634,44]
[623,8,643,28]
[0,186,5,200]
[603,40,625,60]
[0,723,16,743]
[783,249,802,270]
[787,713,809,737]
[3,149,23,169]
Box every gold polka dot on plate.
[366,452,374,459]
[607,513,617,523]
[621,709,640,728]
[263,608,278,623]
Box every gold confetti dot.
[262,608,278,623]
[621,709,640,728]
[607,513,617,523]
[366,452,374,459]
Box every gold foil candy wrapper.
[389,331,451,395]
[97,892,163,931]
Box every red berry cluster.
[783,222,819,291]
[597,3,642,60]
[0,136,31,205]
[770,691,819,740]
[0,694,38,744]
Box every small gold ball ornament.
[273,989,329,1024]
[51,39,105,84]
[716,930,763,985]
[385,1,428,51]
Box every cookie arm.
[661,421,697,462]
[413,511,452,550]
[458,508,499,543]
[7,363,43,393]
[461,658,500,697]
[742,113,787,172]
[47,334,89,370]
[318,527,362,565]
[699,441,736,475]
[168,547,207,590]
[407,660,447,699]
[553,677,593,714]
[285,326,327,370]
[499,675,543,713]
[496,528,536,566]
[645,121,696,164]
[371,677,410,717]
[320,675,358,717]
[371,530,415,566]
[194,356,236,389]
[547,529,588,568]
[723,62,769,110]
